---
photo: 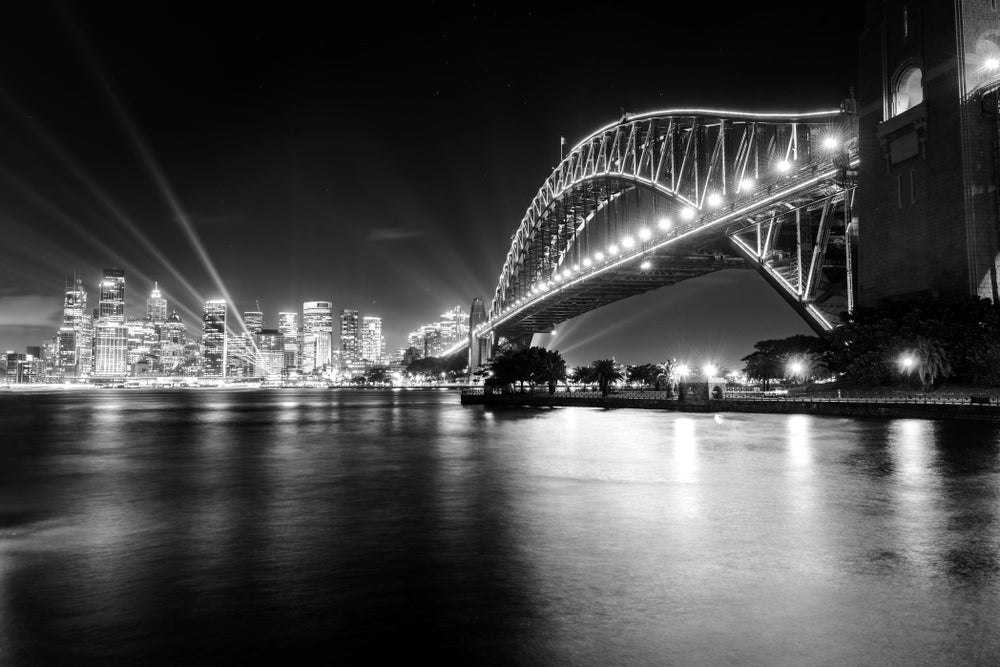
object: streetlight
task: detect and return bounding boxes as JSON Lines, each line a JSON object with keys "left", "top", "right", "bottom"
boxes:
{"left": 899, "top": 353, "right": 916, "bottom": 373}
{"left": 703, "top": 363, "right": 717, "bottom": 378}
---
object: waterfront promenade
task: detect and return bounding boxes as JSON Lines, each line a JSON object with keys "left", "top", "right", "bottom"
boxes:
{"left": 461, "top": 388, "right": 1000, "bottom": 422}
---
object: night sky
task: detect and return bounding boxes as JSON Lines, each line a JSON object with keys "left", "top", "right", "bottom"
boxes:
{"left": 0, "top": 2, "right": 867, "bottom": 367}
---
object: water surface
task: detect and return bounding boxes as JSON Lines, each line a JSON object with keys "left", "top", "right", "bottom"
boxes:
{"left": 1, "top": 390, "right": 998, "bottom": 663}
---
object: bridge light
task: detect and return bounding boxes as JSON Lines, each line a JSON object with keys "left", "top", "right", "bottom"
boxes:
{"left": 675, "top": 363, "right": 690, "bottom": 378}
{"left": 572, "top": 264, "right": 580, "bottom": 271}
{"left": 595, "top": 251, "right": 605, "bottom": 261}
{"left": 622, "top": 236, "right": 635, "bottom": 249}
{"left": 562, "top": 270, "right": 571, "bottom": 279}
{"left": 640, "top": 260, "right": 651, "bottom": 270}
{"left": 706, "top": 192, "right": 722, "bottom": 208}
{"left": 738, "top": 177, "right": 755, "bottom": 192}
{"left": 658, "top": 217, "right": 673, "bottom": 230}
{"left": 638, "top": 228, "right": 651, "bottom": 241}
{"left": 680, "top": 207, "right": 695, "bottom": 221}
{"left": 583, "top": 257, "right": 593, "bottom": 267}
{"left": 822, "top": 136, "right": 838, "bottom": 150}
{"left": 608, "top": 244, "right": 619, "bottom": 255}
{"left": 777, "top": 160, "right": 792, "bottom": 173}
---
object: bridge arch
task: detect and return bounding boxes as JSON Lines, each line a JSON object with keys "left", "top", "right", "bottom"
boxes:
{"left": 455, "top": 107, "right": 859, "bottom": 357}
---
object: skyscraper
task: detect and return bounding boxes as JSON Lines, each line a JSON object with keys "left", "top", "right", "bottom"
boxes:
{"left": 243, "top": 309, "right": 264, "bottom": 334}
{"left": 159, "top": 311, "right": 188, "bottom": 373}
{"left": 147, "top": 282, "right": 167, "bottom": 322}
{"left": 277, "top": 311, "right": 299, "bottom": 372}
{"left": 57, "top": 276, "right": 89, "bottom": 377}
{"left": 340, "top": 309, "right": 360, "bottom": 367}
{"left": 360, "top": 316, "right": 383, "bottom": 364}
{"left": 93, "top": 268, "right": 128, "bottom": 377}
{"left": 302, "top": 301, "right": 333, "bottom": 373}
{"left": 201, "top": 299, "right": 227, "bottom": 378}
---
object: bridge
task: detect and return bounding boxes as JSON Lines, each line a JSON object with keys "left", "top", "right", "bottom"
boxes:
{"left": 443, "top": 105, "right": 860, "bottom": 361}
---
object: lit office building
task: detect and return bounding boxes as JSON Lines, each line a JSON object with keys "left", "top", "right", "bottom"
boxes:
{"left": 361, "top": 316, "right": 384, "bottom": 364}
{"left": 93, "top": 268, "right": 128, "bottom": 377}
{"left": 201, "top": 299, "right": 227, "bottom": 378}
{"left": 340, "top": 308, "right": 360, "bottom": 361}
{"left": 277, "top": 311, "right": 299, "bottom": 372}
{"left": 159, "top": 311, "right": 188, "bottom": 373}
{"left": 243, "top": 309, "right": 264, "bottom": 334}
{"left": 255, "top": 329, "right": 286, "bottom": 379}
{"left": 147, "top": 282, "right": 167, "bottom": 322}
{"left": 302, "top": 301, "right": 333, "bottom": 373}
{"left": 57, "top": 276, "right": 90, "bottom": 377}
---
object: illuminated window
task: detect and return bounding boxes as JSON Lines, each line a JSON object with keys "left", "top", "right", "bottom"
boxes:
{"left": 892, "top": 66, "right": 923, "bottom": 117}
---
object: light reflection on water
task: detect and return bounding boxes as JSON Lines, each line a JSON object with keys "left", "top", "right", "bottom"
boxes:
{"left": 1, "top": 390, "right": 999, "bottom": 664}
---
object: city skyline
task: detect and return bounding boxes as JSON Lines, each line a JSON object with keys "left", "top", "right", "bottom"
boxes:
{"left": 0, "top": 4, "right": 866, "bottom": 366}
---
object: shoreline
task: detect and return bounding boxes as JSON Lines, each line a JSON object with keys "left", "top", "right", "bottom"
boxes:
{"left": 460, "top": 390, "right": 1000, "bottom": 422}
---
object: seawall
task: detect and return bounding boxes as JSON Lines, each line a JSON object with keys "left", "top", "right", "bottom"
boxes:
{"left": 460, "top": 391, "right": 1000, "bottom": 422}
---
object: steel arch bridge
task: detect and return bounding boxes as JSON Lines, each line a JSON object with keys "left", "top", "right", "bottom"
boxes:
{"left": 451, "top": 106, "right": 860, "bottom": 359}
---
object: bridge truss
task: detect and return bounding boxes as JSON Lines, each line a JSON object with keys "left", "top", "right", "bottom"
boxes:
{"left": 473, "top": 106, "right": 859, "bottom": 346}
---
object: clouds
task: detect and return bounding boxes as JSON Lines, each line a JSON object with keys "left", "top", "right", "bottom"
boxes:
{"left": 0, "top": 294, "right": 61, "bottom": 327}
{"left": 366, "top": 227, "right": 424, "bottom": 242}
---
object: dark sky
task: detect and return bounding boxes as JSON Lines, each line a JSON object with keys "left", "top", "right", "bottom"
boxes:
{"left": 0, "top": 2, "right": 868, "bottom": 366}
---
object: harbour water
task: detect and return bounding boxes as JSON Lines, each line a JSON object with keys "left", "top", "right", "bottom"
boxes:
{"left": 1, "top": 389, "right": 999, "bottom": 663}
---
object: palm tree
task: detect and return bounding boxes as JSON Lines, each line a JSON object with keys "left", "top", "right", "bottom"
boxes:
{"left": 589, "top": 358, "right": 623, "bottom": 397}
{"left": 912, "top": 336, "right": 952, "bottom": 389}
{"left": 783, "top": 352, "right": 830, "bottom": 384}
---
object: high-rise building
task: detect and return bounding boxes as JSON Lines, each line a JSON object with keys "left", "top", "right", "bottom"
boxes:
{"left": 277, "top": 311, "right": 299, "bottom": 372}
{"left": 255, "top": 329, "right": 285, "bottom": 379}
{"left": 201, "top": 299, "right": 227, "bottom": 378}
{"left": 57, "top": 276, "right": 89, "bottom": 377}
{"left": 302, "top": 301, "right": 333, "bottom": 373}
{"left": 340, "top": 309, "right": 360, "bottom": 367}
{"left": 159, "top": 311, "right": 188, "bottom": 373}
{"left": 360, "top": 316, "right": 384, "bottom": 364}
{"left": 147, "top": 282, "right": 167, "bottom": 322}
{"left": 93, "top": 268, "right": 128, "bottom": 377}
{"left": 243, "top": 310, "right": 264, "bottom": 335}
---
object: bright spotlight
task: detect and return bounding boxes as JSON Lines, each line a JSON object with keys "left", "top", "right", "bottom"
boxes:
{"left": 680, "top": 207, "right": 695, "bottom": 221}
{"left": 738, "top": 177, "right": 755, "bottom": 192}
{"left": 822, "top": 136, "right": 838, "bottom": 150}
{"left": 986, "top": 57, "right": 1000, "bottom": 71}
{"left": 706, "top": 192, "right": 722, "bottom": 207}
{"left": 789, "top": 361, "right": 804, "bottom": 375}
{"left": 608, "top": 244, "right": 619, "bottom": 254}
{"left": 550, "top": 328, "right": 557, "bottom": 336}
{"left": 640, "top": 260, "right": 651, "bottom": 270}
{"left": 777, "top": 160, "right": 792, "bottom": 173}
{"left": 638, "top": 228, "right": 651, "bottom": 240}
{"left": 583, "top": 257, "right": 593, "bottom": 267}
{"left": 899, "top": 353, "right": 916, "bottom": 371}
{"left": 703, "top": 363, "right": 718, "bottom": 378}
{"left": 595, "top": 251, "right": 605, "bottom": 261}
{"left": 622, "top": 236, "right": 635, "bottom": 249}
{"left": 675, "top": 363, "right": 690, "bottom": 378}
{"left": 658, "top": 217, "right": 672, "bottom": 230}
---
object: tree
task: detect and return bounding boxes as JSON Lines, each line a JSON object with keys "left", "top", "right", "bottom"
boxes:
{"left": 589, "top": 358, "right": 623, "bottom": 397}
{"left": 533, "top": 349, "right": 567, "bottom": 394}
{"left": 784, "top": 352, "right": 830, "bottom": 384}
{"left": 909, "top": 336, "right": 953, "bottom": 389}
{"left": 626, "top": 363, "right": 661, "bottom": 388}
{"left": 366, "top": 365, "right": 391, "bottom": 385}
